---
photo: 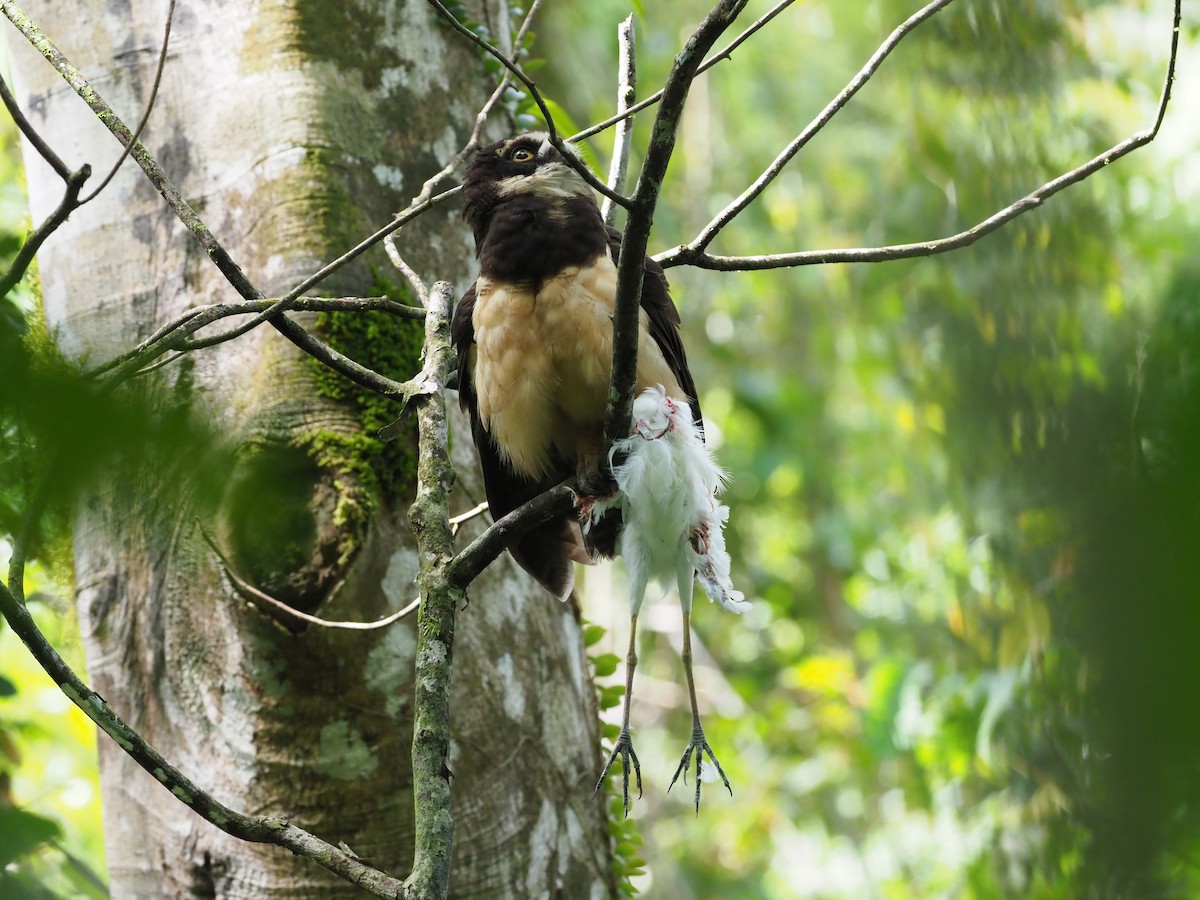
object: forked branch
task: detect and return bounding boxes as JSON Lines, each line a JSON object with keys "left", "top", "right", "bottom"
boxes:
{"left": 655, "top": 0, "right": 1183, "bottom": 272}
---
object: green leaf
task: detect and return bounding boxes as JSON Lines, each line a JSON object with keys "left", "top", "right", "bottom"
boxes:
{"left": 0, "top": 807, "right": 61, "bottom": 867}
{"left": 589, "top": 653, "right": 621, "bottom": 677}
{"left": 582, "top": 624, "right": 606, "bottom": 647}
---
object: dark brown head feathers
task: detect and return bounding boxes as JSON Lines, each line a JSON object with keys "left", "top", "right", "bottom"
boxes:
{"left": 461, "top": 133, "right": 594, "bottom": 250}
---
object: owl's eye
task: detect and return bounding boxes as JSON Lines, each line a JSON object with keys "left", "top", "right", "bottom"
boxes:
{"left": 509, "top": 147, "right": 535, "bottom": 162}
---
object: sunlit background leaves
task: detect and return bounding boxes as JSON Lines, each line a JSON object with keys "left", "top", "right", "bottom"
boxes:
{"left": 2, "top": 1, "right": 1199, "bottom": 897}
{"left": 548, "top": 1, "right": 1200, "bottom": 897}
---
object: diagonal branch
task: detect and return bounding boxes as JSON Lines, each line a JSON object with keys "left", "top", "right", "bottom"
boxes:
{"left": 79, "top": 0, "right": 176, "bottom": 204}
{"left": 571, "top": 0, "right": 796, "bottom": 143}
{"left": 89, "top": 296, "right": 423, "bottom": 380}
{"left": 0, "top": 578, "right": 409, "bottom": 898}
{"left": 604, "top": 0, "right": 750, "bottom": 444}
{"left": 0, "top": 0, "right": 410, "bottom": 397}
{"left": 0, "top": 162, "right": 90, "bottom": 298}
{"left": 445, "top": 483, "right": 575, "bottom": 591}
{"left": 665, "top": 0, "right": 957, "bottom": 263}
{"left": 424, "top": 0, "right": 630, "bottom": 207}
{"left": 657, "top": 0, "right": 1183, "bottom": 273}
{"left": 0, "top": 71, "right": 70, "bottom": 179}
{"left": 278, "top": 187, "right": 460, "bottom": 320}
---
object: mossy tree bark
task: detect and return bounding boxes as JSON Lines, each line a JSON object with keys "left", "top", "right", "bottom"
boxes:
{"left": 7, "top": 0, "right": 611, "bottom": 896}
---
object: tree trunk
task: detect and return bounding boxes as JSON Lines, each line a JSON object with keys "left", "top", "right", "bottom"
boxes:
{"left": 8, "top": 0, "right": 612, "bottom": 896}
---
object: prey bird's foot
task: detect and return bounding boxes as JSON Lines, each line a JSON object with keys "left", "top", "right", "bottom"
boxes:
{"left": 667, "top": 722, "right": 732, "bottom": 814}
{"left": 594, "top": 729, "right": 642, "bottom": 819}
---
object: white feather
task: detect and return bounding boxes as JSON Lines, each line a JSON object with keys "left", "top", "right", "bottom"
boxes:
{"left": 585, "top": 386, "right": 749, "bottom": 616}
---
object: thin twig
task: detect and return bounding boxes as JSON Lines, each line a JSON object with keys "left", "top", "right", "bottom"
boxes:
{"left": 0, "top": 0, "right": 410, "bottom": 398}
{"left": 602, "top": 15, "right": 636, "bottom": 227}
{"left": 384, "top": 240, "right": 431, "bottom": 307}
{"left": 571, "top": 0, "right": 796, "bottom": 143}
{"left": 79, "top": 0, "right": 176, "bottom": 204}
{"left": 425, "top": 0, "right": 629, "bottom": 207}
{"left": 200, "top": 525, "right": 420, "bottom": 631}
{"left": 0, "top": 72, "right": 70, "bottom": 179}
{"left": 0, "top": 581, "right": 408, "bottom": 897}
{"left": 278, "top": 188, "right": 460, "bottom": 313}
{"left": 89, "top": 296, "right": 421, "bottom": 381}
{"left": 657, "top": 0, "right": 1183, "bottom": 272}
{"left": 130, "top": 350, "right": 185, "bottom": 377}
{"left": 0, "top": 164, "right": 90, "bottom": 298}
{"left": 448, "top": 501, "right": 489, "bottom": 530}
{"left": 668, "top": 0, "right": 957, "bottom": 263}
{"left": 176, "top": 297, "right": 422, "bottom": 353}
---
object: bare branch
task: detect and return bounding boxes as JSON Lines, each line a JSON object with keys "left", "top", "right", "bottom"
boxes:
{"left": 604, "top": 0, "right": 749, "bottom": 445}
{"left": 174, "top": 296, "right": 423, "bottom": 353}
{"left": 79, "top": 0, "right": 176, "bottom": 204}
{"left": 279, "top": 187, "right": 459, "bottom": 309}
{"left": 448, "top": 501, "right": 489, "bottom": 530}
{"left": 424, "top": 0, "right": 630, "bottom": 207}
{"left": 0, "top": 163, "right": 90, "bottom": 298}
{"left": 446, "top": 483, "right": 575, "bottom": 591}
{"left": 0, "top": 72, "right": 70, "bottom": 180}
{"left": 384, "top": 238, "right": 431, "bottom": 307}
{"left": 0, "top": 579, "right": 409, "bottom": 898}
{"left": 571, "top": 0, "right": 796, "bottom": 143}
{"left": 0, "top": 1, "right": 408, "bottom": 398}
{"left": 199, "top": 525, "right": 420, "bottom": 632}
{"left": 90, "top": 296, "right": 422, "bottom": 382}
{"left": 402, "top": 281, "right": 459, "bottom": 899}
{"left": 661, "top": 0, "right": 957, "bottom": 265}
{"left": 601, "top": 14, "right": 636, "bottom": 226}
{"left": 658, "top": 0, "right": 1183, "bottom": 273}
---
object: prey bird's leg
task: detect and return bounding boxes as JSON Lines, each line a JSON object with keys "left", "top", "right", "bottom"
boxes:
{"left": 595, "top": 612, "right": 642, "bottom": 818}
{"left": 668, "top": 570, "right": 733, "bottom": 813}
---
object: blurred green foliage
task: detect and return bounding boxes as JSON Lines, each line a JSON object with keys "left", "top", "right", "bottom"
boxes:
{"left": 0, "top": 93, "right": 107, "bottom": 898}
{"left": 0, "top": 92, "right": 235, "bottom": 896}
{"left": 547, "top": 1, "right": 1200, "bottom": 897}
{"left": 0, "top": 563, "right": 106, "bottom": 899}
{"left": 2, "top": 2, "right": 1197, "bottom": 898}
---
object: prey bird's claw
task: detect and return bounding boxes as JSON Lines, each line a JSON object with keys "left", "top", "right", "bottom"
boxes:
{"left": 667, "top": 722, "right": 732, "bottom": 814}
{"left": 594, "top": 729, "right": 642, "bottom": 818}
